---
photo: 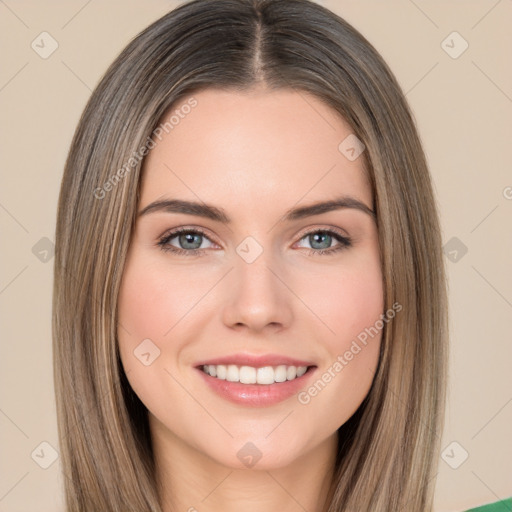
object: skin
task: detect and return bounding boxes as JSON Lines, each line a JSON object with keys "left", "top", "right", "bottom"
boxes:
{"left": 117, "top": 87, "right": 384, "bottom": 512}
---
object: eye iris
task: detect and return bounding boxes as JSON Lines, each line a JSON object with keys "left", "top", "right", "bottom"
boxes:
{"left": 310, "top": 232, "right": 331, "bottom": 250}
{"left": 180, "top": 232, "right": 202, "bottom": 250}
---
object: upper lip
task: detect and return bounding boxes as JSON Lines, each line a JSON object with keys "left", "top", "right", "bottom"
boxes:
{"left": 195, "top": 353, "right": 316, "bottom": 368}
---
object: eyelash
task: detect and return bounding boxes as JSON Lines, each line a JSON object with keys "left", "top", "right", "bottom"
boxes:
{"left": 156, "top": 227, "right": 352, "bottom": 257}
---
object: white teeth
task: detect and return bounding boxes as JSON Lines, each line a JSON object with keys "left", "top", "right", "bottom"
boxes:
{"left": 216, "top": 364, "right": 226, "bottom": 379}
{"left": 202, "top": 364, "right": 310, "bottom": 385}
{"left": 226, "top": 364, "right": 239, "bottom": 382}
{"left": 239, "top": 366, "right": 256, "bottom": 384}
{"left": 274, "top": 365, "right": 287, "bottom": 382}
{"left": 296, "top": 366, "right": 307, "bottom": 377}
{"left": 257, "top": 366, "right": 274, "bottom": 385}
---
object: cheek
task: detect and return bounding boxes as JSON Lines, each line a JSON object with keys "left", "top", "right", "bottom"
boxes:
{"left": 117, "top": 255, "right": 206, "bottom": 347}
{"left": 293, "top": 251, "right": 384, "bottom": 426}
{"left": 116, "top": 253, "right": 201, "bottom": 424}
{"left": 328, "top": 265, "right": 384, "bottom": 345}
{"left": 331, "top": 255, "right": 383, "bottom": 377}
{"left": 116, "top": 252, "right": 184, "bottom": 381}
{"left": 302, "top": 250, "right": 384, "bottom": 349}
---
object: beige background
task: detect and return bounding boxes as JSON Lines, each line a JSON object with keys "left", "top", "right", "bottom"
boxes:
{"left": 1, "top": 1, "right": 511, "bottom": 510}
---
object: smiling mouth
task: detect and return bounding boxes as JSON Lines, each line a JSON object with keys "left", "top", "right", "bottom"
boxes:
{"left": 198, "top": 363, "right": 316, "bottom": 385}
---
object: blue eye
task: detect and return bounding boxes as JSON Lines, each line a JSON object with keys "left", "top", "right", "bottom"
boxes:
{"left": 157, "top": 227, "right": 214, "bottom": 256}
{"left": 157, "top": 227, "right": 352, "bottom": 257}
{"left": 296, "top": 230, "right": 352, "bottom": 255}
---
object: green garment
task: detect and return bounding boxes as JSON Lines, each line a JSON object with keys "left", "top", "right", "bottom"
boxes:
{"left": 464, "top": 497, "right": 512, "bottom": 511}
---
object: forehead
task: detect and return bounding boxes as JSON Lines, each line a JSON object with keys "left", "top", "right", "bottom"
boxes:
{"left": 139, "top": 88, "right": 372, "bottom": 213}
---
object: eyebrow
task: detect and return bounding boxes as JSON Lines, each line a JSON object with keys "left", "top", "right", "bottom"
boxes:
{"left": 138, "top": 196, "right": 376, "bottom": 222}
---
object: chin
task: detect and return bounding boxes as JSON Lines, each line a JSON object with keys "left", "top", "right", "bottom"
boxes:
{"left": 206, "top": 436, "right": 306, "bottom": 471}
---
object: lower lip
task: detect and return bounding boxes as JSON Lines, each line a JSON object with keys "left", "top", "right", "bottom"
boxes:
{"left": 195, "top": 366, "right": 317, "bottom": 407}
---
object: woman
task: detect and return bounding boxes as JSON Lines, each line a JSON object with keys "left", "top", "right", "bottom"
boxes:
{"left": 53, "top": 0, "right": 451, "bottom": 510}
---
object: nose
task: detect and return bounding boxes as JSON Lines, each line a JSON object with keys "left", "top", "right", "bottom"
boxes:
{"left": 221, "top": 250, "right": 294, "bottom": 333}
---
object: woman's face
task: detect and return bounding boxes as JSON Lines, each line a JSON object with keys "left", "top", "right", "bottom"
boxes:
{"left": 117, "top": 87, "right": 384, "bottom": 470}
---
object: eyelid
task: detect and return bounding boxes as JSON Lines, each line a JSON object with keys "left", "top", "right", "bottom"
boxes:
{"left": 159, "top": 225, "right": 221, "bottom": 247}
{"left": 157, "top": 224, "right": 353, "bottom": 258}
{"left": 159, "top": 224, "right": 350, "bottom": 247}
{"left": 293, "top": 223, "right": 350, "bottom": 241}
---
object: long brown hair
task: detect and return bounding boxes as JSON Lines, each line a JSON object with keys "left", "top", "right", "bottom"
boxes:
{"left": 52, "top": 0, "right": 448, "bottom": 510}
